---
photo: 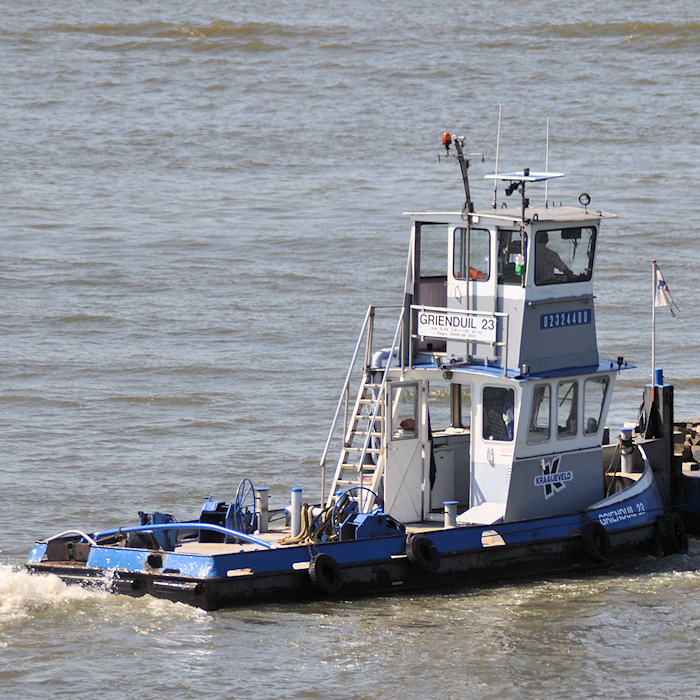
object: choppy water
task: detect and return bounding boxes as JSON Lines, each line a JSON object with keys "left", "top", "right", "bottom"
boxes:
{"left": 2, "top": 1, "right": 700, "bottom": 697}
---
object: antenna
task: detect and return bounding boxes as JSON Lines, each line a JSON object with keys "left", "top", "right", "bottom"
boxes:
{"left": 544, "top": 114, "right": 550, "bottom": 207}
{"left": 492, "top": 103, "right": 502, "bottom": 209}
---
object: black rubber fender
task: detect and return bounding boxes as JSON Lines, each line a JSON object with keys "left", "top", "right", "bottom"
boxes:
{"left": 308, "top": 553, "right": 343, "bottom": 594}
{"left": 580, "top": 522, "right": 612, "bottom": 563}
{"left": 406, "top": 533, "right": 440, "bottom": 574}
{"left": 658, "top": 512, "right": 688, "bottom": 555}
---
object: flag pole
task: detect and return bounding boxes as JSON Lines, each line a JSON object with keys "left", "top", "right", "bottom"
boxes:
{"left": 651, "top": 259, "right": 657, "bottom": 388}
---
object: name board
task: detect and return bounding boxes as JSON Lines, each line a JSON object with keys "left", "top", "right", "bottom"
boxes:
{"left": 414, "top": 306, "right": 497, "bottom": 344}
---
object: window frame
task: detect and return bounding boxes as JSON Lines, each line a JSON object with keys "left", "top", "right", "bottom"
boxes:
{"left": 482, "top": 386, "right": 515, "bottom": 442}
{"left": 583, "top": 376, "right": 609, "bottom": 435}
{"left": 527, "top": 383, "right": 551, "bottom": 444}
{"left": 556, "top": 379, "right": 579, "bottom": 439}
{"left": 534, "top": 226, "right": 597, "bottom": 286}
{"left": 390, "top": 382, "right": 419, "bottom": 440}
{"left": 452, "top": 227, "right": 491, "bottom": 282}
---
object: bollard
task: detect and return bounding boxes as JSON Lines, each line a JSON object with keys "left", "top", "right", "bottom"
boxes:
{"left": 290, "top": 487, "right": 303, "bottom": 538}
{"left": 620, "top": 428, "right": 634, "bottom": 474}
{"left": 444, "top": 500, "right": 458, "bottom": 528}
{"left": 255, "top": 488, "right": 269, "bottom": 533}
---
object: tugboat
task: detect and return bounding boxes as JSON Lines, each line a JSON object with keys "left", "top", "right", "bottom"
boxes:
{"left": 26, "top": 134, "right": 690, "bottom": 610}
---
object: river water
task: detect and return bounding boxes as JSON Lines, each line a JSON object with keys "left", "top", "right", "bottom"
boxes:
{"left": 2, "top": 1, "right": 700, "bottom": 697}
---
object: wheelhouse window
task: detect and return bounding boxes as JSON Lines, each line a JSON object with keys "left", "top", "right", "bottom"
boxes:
{"left": 482, "top": 386, "right": 514, "bottom": 441}
{"left": 391, "top": 383, "right": 418, "bottom": 439}
{"left": 428, "top": 382, "right": 471, "bottom": 432}
{"left": 428, "top": 382, "right": 451, "bottom": 432}
{"left": 534, "top": 226, "right": 596, "bottom": 285}
{"left": 528, "top": 384, "right": 551, "bottom": 443}
{"left": 418, "top": 223, "right": 448, "bottom": 278}
{"left": 584, "top": 376, "right": 608, "bottom": 434}
{"left": 557, "top": 380, "right": 578, "bottom": 438}
{"left": 454, "top": 384, "right": 471, "bottom": 429}
{"left": 499, "top": 230, "right": 525, "bottom": 285}
{"left": 453, "top": 227, "right": 490, "bottom": 281}
{"left": 416, "top": 222, "right": 448, "bottom": 309}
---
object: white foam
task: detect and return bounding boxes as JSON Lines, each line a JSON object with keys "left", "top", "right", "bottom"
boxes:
{"left": 0, "top": 564, "right": 107, "bottom": 620}
{"left": 0, "top": 564, "right": 209, "bottom": 626}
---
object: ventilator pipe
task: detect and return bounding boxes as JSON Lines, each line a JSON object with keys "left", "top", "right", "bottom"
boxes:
{"left": 370, "top": 347, "right": 397, "bottom": 371}
{"left": 290, "top": 488, "right": 303, "bottom": 538}
{"left": 620, "top": 428, "right": 634, "bottom": 474}
{"left": 444, "top": 501, "right": 458, "bottom": 528}
{"left": 256, "top": 487, "right": 269, "bottom": 533}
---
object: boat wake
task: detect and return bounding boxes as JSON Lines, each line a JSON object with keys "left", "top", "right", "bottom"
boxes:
{"left": 0, "top": 563, "right": 108, "bottom": 621}
{"left": 0, "top": 564, "right": 206, "bottom": 626}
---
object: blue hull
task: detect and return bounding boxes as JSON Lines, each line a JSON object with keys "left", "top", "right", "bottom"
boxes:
{"left": 26, "top": 466, "right": 680, "bottom": 610}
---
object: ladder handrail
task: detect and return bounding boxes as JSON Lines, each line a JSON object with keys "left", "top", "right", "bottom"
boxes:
{"left": 354, "top": 304, "right": 405, "bottom": 509}
{"left": 323, "top": 304, "right": 405, "bottom": 507}
{"left": 320, "top": 305, "right": 375, "bottom": 497}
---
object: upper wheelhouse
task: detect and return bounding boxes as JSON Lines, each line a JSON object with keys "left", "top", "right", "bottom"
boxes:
{"left": 405, "top": 203, "right": 613, "bottom": 376}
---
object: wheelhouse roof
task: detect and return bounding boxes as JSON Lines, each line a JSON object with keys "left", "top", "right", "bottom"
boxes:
{"left": 404, "top": 206, "right": 616, "bottom": 224}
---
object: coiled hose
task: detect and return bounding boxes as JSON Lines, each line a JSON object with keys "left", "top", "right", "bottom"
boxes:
{"left": 280, "top": 504, "right": 339, "bottom": 546}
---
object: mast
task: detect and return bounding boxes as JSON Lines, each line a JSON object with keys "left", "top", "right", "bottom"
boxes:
{"left": 651, "top": 258, "right": 657, "bottom": 387}
{"left": 452, "top": 136, "right": 474, "bottom": 214}
{"left": 544, "top": 114, "right": 550, "bottom": 207}
{"left": 492, "top": 103, "right": 502, "bottom": 209}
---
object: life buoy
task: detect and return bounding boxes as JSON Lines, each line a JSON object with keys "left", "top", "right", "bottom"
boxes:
{"left": 658, "top": 513, "right": 688, "bottom": 555}
{"left": 580, "top": 522, "right": 611, "bottom": 563}
{"left": 406, "top": 534, "right": 440, "bottom": 574}
{"left": 308, "top": 553, "right": 343, "bottom": 594}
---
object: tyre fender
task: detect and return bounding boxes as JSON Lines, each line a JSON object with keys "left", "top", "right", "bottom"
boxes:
{"left": 406, "top": 534, "right": 440, "bottom": 574}
{"left": 580, "top": 522, "right": 612, "bottom": 563}
{"left": 658, "top": 512, "right": 688, "bottom": 555}
{"left": 308, "top": 553, "right": 343, "bottom": 594}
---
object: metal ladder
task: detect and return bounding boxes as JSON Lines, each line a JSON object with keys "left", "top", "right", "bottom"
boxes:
{"left": 320, "top": 304, "right": 404, "bottom": 510}
{"left": 325, "top": 376, "right": 386, "bottom": 505}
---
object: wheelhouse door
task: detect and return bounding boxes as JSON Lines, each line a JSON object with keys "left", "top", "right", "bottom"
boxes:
{"left": 412, "top": 222, "right": 449, "bottom": 355}
{"left": 447, "top": 224, "right": 497, "bottom": 362}
{"left": 470, "top": 383, "right": 516, "bottom": 517}
{"left": 384, "top": 382, "right": 424, "bottom": 523}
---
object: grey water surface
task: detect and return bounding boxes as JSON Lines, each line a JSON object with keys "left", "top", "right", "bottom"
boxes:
{"left": 2, "top": 1, "right": 700, "bottom": 697}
